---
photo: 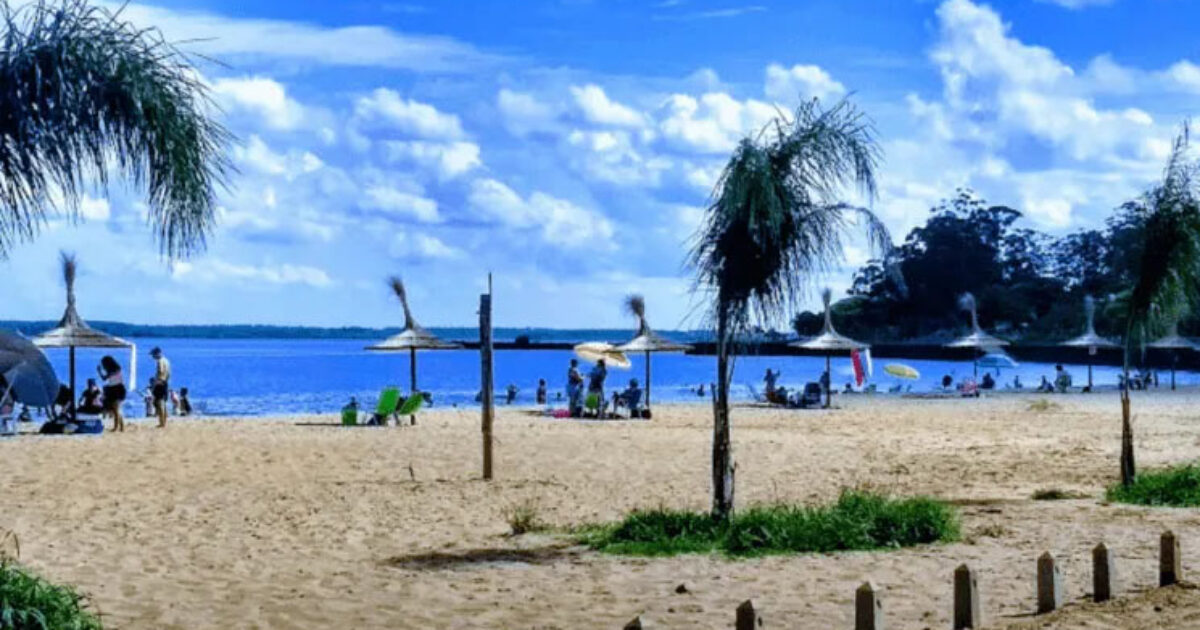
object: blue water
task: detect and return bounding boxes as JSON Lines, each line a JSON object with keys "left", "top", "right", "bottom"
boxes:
{"left": 38, "top": 338, "right": 1199, "bottom": 417}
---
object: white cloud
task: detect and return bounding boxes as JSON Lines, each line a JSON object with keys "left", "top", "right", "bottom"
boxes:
{"left": 657, "top": 92, "right": 776, "bottom": 154}
{"left": 1036, "top": 0, "right": 1114, "bottom": 8}
{"left": 212, "top": 76, "right": 305, "bottom": 130}
{"left": 1165, "top": 61, "right": 1200, "bottom": 94}
{"left": 764, "top": 63, "right": 846, "bottom": 102}
{"left": 384, "top": 140, "right": 482, "bottom": 180}
{"left": 234, "top": 136, "right": 324, "bottom": 179}
{"left": 98, "top": 1, "right": 498, "bottom": 72}
{"left": 564, "top": 129, "right": 672, "bottom": 187}
{"left": 171, "top": 259, "right": 332, "bottom": 288}
{"left": 389, "top": 232, "right": 464, "bottom": 261}
{"left": 497, "top": 88, "right": 559, "bottom": 136}
{"left": 362, "top": 186, "right": 442, "bottom": 223}
{"left": 354, "top": 89, "right": 465, "bottom": 140}
{"left": 79, "top": 196, "right": 111, "bottom": 221}
{"left": 466, "top": 178, "right": 615, "bottom": 249}
{"left": 569, "top": 84, "right": 645, "bottom": 128}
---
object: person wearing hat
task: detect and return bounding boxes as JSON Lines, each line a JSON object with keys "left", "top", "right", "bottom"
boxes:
{"left": 150, "top": 347, "right": 171, "bottom": 428}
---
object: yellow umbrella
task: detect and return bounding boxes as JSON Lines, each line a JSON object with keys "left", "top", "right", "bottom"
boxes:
{"left": 884, "top": 363, "right": 920, "bottom": 380}
{"left": 574, "top": 342, "right": 632, "bottom": 369}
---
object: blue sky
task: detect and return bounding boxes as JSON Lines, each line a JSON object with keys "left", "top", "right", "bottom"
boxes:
{"left": 3, "top": 0, "right": 1198, "bottom": 329}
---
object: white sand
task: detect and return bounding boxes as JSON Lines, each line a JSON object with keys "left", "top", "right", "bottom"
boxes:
{"left": 3, "top": 391, "right": 1200, "bottom": 628}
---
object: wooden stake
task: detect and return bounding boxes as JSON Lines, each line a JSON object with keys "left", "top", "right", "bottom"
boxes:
{"left": 735, "top": 599, "right": 760, "bottom": 629}
{"left": 480, "top": 285, "right": 494, "bottom": 481}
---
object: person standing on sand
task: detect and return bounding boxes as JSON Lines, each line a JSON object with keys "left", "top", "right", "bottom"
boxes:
{"left": 536, "top": 379, "right": 547, "bottom": 405}
{"left": 567, "top": 359, "right": 584, "bottom": 416}
{"left": 588, "top": 358, "right": 608, "bottom": 417}
{"left": 98, "top": 355, "right": 126, "bottom": 432}
{"left": 150, "top": 347, "right": 171, "bottom": 428}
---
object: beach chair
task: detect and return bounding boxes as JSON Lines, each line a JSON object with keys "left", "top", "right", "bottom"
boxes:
{"left": 797, "top": 383, "right": 823, "bottom": 408}
{"left": 958, "top": 379, "right": 980, "bottom": 398}
{"left": 584, "top": 392, "right": 605, "bottom": 418}
{"left": 367, "top": 387, "right": 402, "bottom": 425}
{"left": 397, "top": 394, "right": 424, "bottom": 425}
{"left": 613, "top": 389, "right": 643, "bottom": 419}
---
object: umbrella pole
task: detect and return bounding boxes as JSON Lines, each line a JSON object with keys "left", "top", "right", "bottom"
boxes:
{"left": 645, "top": 350, "right": 651, "bottom": 410}
{"left": 1088, "top": 361, "right": 1093, "bottom": 391}
{"left": 825, "top": 354, "right": 832, "bottom": 409}
{"left": 69, "top": 345, "right": 76, "bottom": 423}
{"left": 410, "top": 347, "right": 417, "bottom": 426}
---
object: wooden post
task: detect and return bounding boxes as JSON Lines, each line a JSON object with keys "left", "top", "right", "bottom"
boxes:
{"left": 480, "top": 286, "right": 494, "bottom": 481}
{"left": 1037, "top": 552, "right": 1063, "bottom": 614}
{"left": 735, "top": 599, "right": 760, "bottom": 630}
{"left": 1161, "top": 530, "right": 1181, "bottom": 586}
{"left": 954, "top": 564, "right": 980, "bottom": 630}
{"left": 855, "top": 581, "right": 884, "bottom": 630}
{"left": 644, "top": 350, "right": 651, "bottom": 410}
{"left": 824, "top": 353, "right": 832, "bottom": 408}
{"left": 409, "top": 347, "right": 418, "bottom": 426}
{"left": 68, "top": 345, "right": 77, "bottom": 422}
{"left": 1093, "top": 542, "right": 1117, "bottom": 602}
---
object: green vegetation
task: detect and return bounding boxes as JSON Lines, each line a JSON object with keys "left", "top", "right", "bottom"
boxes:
{"left": 0, "top": 562, "right": 102, "bottom": 630}
{"left": 578, "top": 491, "right": 959, "bottom": 557}
{"left": 504, "top": 499, "right": 548, "bottom": 536}
{"left": 1106, "top": 464, "right": 1200, "bottom": 507}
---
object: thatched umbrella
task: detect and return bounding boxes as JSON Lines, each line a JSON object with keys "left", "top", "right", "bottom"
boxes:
{"left": 1061, "top": 295, "right": 1119, "bottom": 390}
{"left": 946, "top": 292, "right": 1008, "bottom": 378}
{"left": 616, "top": 295, "right": 691, "bottom": 409}
{"left": 33, "top": 253, "right": 136, "bottom": 422}
{"left": 366, "top": 277, "right": 460, "bottom": 424}
{"left": 789, "top": 289, "right": 867, "bottom": 408}
{"left": 1149, "top": 321, "right": 1198, "bottom": 390}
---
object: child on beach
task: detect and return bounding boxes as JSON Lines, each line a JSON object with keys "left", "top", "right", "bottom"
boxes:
{"left": 536, "top": 379, "right": 547, "bottom": 405}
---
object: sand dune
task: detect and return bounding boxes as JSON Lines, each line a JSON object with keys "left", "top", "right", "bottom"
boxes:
{"left": 3, "top": 392, "right": 1200, "bottom": 628}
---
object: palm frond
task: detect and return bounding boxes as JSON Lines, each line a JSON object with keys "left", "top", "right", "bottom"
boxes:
{"left": 690, "top": 97, "right": 891, "bottom": 336}
{"left": 958, "top": 292, "right": 979, "bottom": 331}
{"left": 1124, "top": 123, "right": 1200, "bottom": 353}
{"left": 389, "top": 275, "right": 415, "bottom": 329}
{"left": 0, "top": 0, "right": 233, "bottom": 259}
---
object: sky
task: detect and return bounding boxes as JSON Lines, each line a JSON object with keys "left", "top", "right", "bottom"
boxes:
{"left": 3, "top": 0, "right": 1199, "bottom": 329}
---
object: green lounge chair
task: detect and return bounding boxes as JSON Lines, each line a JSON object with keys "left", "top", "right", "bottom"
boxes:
{"left": 398, "top": 393, "right": 423, "bottom": 417}
{"left": 584, "top": 392, "right": 604, "bottom": 418}
{"left": 368, "top": 387, "right": 402, "bottom": 425}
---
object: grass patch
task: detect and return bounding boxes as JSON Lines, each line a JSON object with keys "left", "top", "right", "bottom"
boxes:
{"left": 578, "top": 491, "right": 959, "bottom": 557}
{"left": 1106, "top": 464, "right": 1200, "bottom": 507}
{"left": 0, "top": 562, "right": 102, "bottom": 629}
{"left": 1032, "top": 488, "right": 1088, "bottom": 501}
{"left": 1027, "top": 398, "right": 1060, "bottom": 413}
{"left": 503, "top": 499, "right": 548, "bottom": 536}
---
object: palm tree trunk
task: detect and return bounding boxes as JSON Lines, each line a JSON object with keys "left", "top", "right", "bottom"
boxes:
{"left": 712, "top": 308, "right": 735, "bottom": 520}
{"left": 1120, "top": 345, "right": 1136, "bottom": 487}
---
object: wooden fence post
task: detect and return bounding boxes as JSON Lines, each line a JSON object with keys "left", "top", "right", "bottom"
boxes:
{"left": 1161, "top": 530, "right": 1181, "bottom": 587}
{"left": 1037, "top": 552, "right": 1063, "bottom": 614}
{"left": 1093, "top": 542, "right": 1117, "bottom": 602}
{"left": 954, "top": 564, "right": 981, "bottom": 629}
{"left": 623, "top": 615, "right": 648, "bottom": 629}
{"left": 735, "top": 599, "right": 761, "bottom": 629}
{"left": 855, "top": 581, "right": 883, "bottom": 630}
{"left": 480, "top": 287, "right": 494, "bottom": 481}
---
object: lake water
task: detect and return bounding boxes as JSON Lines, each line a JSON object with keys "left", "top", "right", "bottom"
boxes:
{"left": 40, "top": 338, "right": 1196, "bottom": 417}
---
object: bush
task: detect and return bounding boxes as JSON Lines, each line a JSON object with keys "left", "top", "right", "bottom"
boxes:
{"left": 1107, "top": 464, "right": 1200, "bottom": 507}
{"left": 504, "top": 499, "right": 548, "bottom": 536}
{"left": 581, "top": 491, "right": 959, "bottom": 557}
{"left": 0, "top": 562, "right": 102, "bottom": 630}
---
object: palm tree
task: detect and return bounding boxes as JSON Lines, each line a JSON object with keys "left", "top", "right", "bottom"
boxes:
{"left": 1118, "top": 124, "right": 1200, "bottom": 487}
{"left": 0, "top": 0, "right": 231, "bottom": 259}
{"left": 690, "top": 98, "right": 891, "bottom": 519}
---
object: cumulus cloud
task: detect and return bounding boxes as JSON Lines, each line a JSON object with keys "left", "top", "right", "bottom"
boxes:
{"left": 569, "top": 84, "right": 645, "bottom": 128}
{"left": 763, "top": 63, "right": 846, "bottom": 102}
{"left": 389, "top": 232, "right": 464, "bottom": 261}
{"left": 362, "top": 186, "right": 442, "bottom": 223}
{"left": 79, "top": 196, "right": 111, "bottom": 222}
{"left": 212, "top": 76, "right": 305, "bottom": 130}
{"left": 354, "top": 89, "right": 465, "bottom": 140}
{"left": 497, "top": 88, "right": 559, "bottom": 136}
{"left": 657, "top": 92, "right": 776, "bottom": 154}
{"left": 384, "top": 140, "right": 482, "bottom": 180}
{"left": 233, "top": 136, "right": 325, "bottom": 179}
{"left": 466, "top": 178, "right": 615, "bottom": 249}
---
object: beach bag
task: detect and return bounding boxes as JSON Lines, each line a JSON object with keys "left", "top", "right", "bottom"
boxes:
{"left": 39, "top": 421, "right": 67, "bottom": 434}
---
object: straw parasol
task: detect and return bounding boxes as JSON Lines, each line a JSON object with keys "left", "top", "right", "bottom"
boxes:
{"left": 1060, "top": 295, "right": 1119, "bottom": 390}
{"left": 1149, "top": 321, "right": 1198, "bottom": 390}
{"left": 365, "top": 277, "right": 460, "bottom": 423}
{"left": 789, "top": 288, "right": 867, "bottom": 408}
{"left": 945, "top": 292, "right": 1008, "bottom": 378}
{"left": 33, "top": 253, "right": 136, "bottom": 422}
{"left": 616, "top": 295, "right": 691, "bottom": 408}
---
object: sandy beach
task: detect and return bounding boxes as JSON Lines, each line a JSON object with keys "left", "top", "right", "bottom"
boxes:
{"left": 4, "top": 392, "right": 1200, "bottom": 629}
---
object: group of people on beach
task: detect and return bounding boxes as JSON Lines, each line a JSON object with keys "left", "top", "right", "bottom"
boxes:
{"left": 23, "top": 346, "right": 188, "bottom": 433}
{"left": 564, "top": 358, "right": 643, "bottom": 418}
